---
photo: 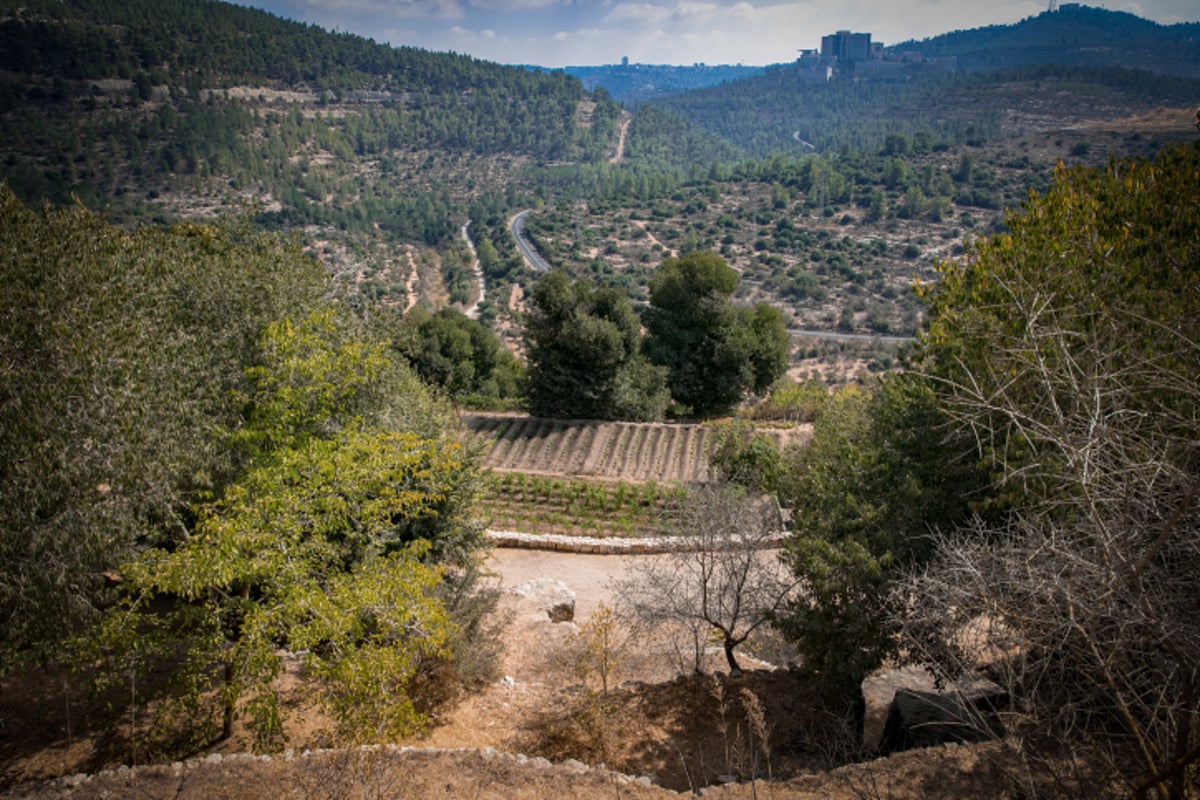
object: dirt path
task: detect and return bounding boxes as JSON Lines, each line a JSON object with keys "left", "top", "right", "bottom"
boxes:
{"left": 461, "top": 220, "right": 485, "bottom": 319}
{"left": 609, "top": 109, "right": 632, "bottom": 165}
{"left": 403, "top": 249, "right": 419, "bottom": 312}
{"left": 485, "top": 548, "right": 658, "bottom": 620}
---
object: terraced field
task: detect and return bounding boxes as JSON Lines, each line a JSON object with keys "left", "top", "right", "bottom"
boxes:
{"left": 460, "top": 413, "right": 809, "bottom": 484}
{"left": 461, "top": 414, "right": 710, "bottom": 483}
{"left": 461, "top": 413, "right": 809, "bottom": 538}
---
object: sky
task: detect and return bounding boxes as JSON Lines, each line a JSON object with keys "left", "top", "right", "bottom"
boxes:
{"left": 234, "top": 0, "right": 1200, "bottom": 68}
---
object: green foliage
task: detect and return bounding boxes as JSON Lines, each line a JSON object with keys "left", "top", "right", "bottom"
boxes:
{"left": 85, "top": 312, "right": 482, "bottom": 749}
{"left": 749, "top": 379, "right": 830, "bottom": 423}
{"left": 0, "top": 190, "right": 486, "bottom": 748}
{"left": 394, "top": 306, "right": 524, "bottom": 404}
{"left": 644, "top": 251, "right": 789, "bottom": 417}
{"left": 738, "top": 303, "right": 791, "bottom": 397}
{"left": 777, "top": 537, "right": 893, "bottom": 707}
{"left": 902, "top": 135, "right": 1200, "bottom": 795}
{"left": 524, "top": 270, "right": 670, "bottom": 421}
{"left": 916, "top": 136, "right": 1200, "bottom": 506}
{"left": 0, "top": 188, "right": 327, "bottom": 664}
{"left": 653, "top": 62, "right": 1200, "bottom": 156}
{"left": 777, "top": 376, "right": 981, "bottom": 707}
{"left": 280, "top": 548, "right": 452, "bottom": 744}
{"left": 707, "top": 422, "right": 786, "bottom": 496}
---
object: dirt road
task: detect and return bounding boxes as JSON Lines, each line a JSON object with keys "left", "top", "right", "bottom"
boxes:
{"left": 485, "top": 547, "right": 659, "bottom": 619}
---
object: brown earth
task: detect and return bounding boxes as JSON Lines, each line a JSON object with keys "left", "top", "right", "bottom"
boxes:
{"left": 461, "top": 413, "right": 811, "bottom": 485}
{"left": 2, "top": 548, "right": 1031, "bottom": 800}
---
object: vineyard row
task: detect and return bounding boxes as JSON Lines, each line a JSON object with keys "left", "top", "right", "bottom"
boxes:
{"left": 460, "top": 414, "right": 719, "bottom": 484}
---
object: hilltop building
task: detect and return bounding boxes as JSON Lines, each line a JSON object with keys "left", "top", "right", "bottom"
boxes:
{"left": 797, "top": 27, "right": 956, "bottom": 80}
{"left": 821, "top": 30, "right": 873, "bottom": 63}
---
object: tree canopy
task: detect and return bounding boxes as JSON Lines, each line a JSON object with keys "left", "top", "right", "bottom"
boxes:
{"left": 0, "top": 189, "right": 487, "bottom": 752}
{"left": 524, "top": 270, "right": 670, "bottom": 421}
{"left": 394, "top": 306, "right": 523, "bottom": 406}
{"left": 643, "top": 251, "right": 788, "bottom": 417}
{"left": 0, "top": 189, "right": 324, "bottom": 662}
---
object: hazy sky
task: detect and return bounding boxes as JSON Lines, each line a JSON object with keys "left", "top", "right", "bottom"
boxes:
{"left": 234, "top": 1, "right": 1199, "bottom": 67}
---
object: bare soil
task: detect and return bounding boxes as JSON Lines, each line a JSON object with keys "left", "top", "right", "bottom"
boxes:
{"left": 2, "top": 549, "right": 1029, "bottom": 800}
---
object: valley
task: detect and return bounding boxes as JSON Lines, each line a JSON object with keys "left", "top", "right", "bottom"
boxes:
{"left": 2, "top": 1, "right": 1198, "bottom": 797}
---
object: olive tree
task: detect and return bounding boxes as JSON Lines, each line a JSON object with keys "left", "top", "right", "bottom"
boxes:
{"left": 615, "top": 484, "right": 796, "bottom": 674}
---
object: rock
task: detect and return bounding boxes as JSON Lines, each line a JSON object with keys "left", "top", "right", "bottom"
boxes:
{"left": 880, "top": 687, "right": 1006, "bottom": 754}
{"left": 507, "top": 578, "right": 576, "bottom": 623}
{"left": 862, "top": 664, "right": 939, "bottom": 749}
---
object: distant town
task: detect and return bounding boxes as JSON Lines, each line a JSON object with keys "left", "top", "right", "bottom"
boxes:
{"left": 794, "top": 28, "right": 957, "bottom": 82}
{"left": 796, "top": 2, "right": 1088, "bottom": 81}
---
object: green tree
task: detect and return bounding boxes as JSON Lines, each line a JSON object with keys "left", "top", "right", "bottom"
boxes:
{"left": 85, "top": 312, "right": 483, "bottom": 750}
{"left": 643, "top": 251, "right": 788, "bottom": 416}
{"left": 524, "top": 270, "right": 669, "bottom": 421}
{"left": 0, "top": 191, "right": 327, "bottom": 665}
{"left": 776, "top": 377, "right": 980, "bottom": 709}
{"left": 707, "top": 421, "right": 786, "bottom": 496}
{"left": 394, "top": 306, "right": 523, "bottom": 404}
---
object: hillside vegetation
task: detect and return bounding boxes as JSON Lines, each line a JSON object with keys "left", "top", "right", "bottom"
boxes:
{"left": 2, "top": 3, "right": 1199, "bottom": 795}
{"left": 893, "top": 4, "right": 1200, "bottom": 75}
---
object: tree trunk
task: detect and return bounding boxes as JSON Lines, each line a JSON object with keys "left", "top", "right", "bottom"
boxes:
{"left": 222, "top": 661, "right": 235, "bottom": 740}
{"left": 723, "top": 637, "right": 741, "bottom": 674}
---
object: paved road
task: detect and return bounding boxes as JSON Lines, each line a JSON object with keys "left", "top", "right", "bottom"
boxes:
{"left": 788, "top": 328, "right": 916, "bottom": 344}
{"left": 510, "top": 209, "right": 553, "bottom": 272}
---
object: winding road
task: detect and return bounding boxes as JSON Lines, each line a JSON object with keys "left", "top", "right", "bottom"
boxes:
{"left": 510, "top": 209, "right": 553, "bottom": 272}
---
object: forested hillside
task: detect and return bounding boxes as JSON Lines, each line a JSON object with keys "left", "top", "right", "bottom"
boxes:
{"left": 647, "top": 63, "right": 1200, "bottom": 156}
{"left": 891, "top": 4, "right": 1200, "bottom": 76}
{"left": 565, "top": 63, "right": 765, "bottom": 104}
{"left": 0, "top": 0, "right": 616, "bottom": 230}
{"left": 2, "top": 0, "right": 1196, "bottom": 370}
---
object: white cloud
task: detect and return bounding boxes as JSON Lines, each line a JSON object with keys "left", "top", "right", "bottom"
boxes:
{"left": 672, "top": 2, "right": 720, "bottom": 19}
{"left": 604, "top": 3, "right": 671, "bottom": 25}
{"left": 304, "top": 0, "right": 465, "bottom": 19}
{"left": 249, "top": 0, "right": 1200, "bottom": 65}
{"left": 469, "top": 0, "right": 565, "bottom": 9}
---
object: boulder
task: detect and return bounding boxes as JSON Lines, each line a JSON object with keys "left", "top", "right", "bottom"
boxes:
{"left": 880, "top": 685, "right": 1007, "bottom": 754}
{"left": 506, "top": 578, "right": 576, "bottom": 623}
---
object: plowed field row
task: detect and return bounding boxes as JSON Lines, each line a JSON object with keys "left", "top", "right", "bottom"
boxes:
{"left": 460, "top": 414, "right": 719, "bottom": 483}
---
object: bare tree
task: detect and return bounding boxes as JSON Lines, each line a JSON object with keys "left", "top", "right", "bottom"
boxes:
{"left": 899, "top": 297, "right": 1200, "bottom": 799}
{"left": 615, "top": 484, "right": 798, "bottom": 674}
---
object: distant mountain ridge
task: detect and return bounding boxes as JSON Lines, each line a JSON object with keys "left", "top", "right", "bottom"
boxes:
{"left": 890, "top": 4, "right": 1200, "bottom": 77}
{"left": 562, "top": 63, "right": 765, "bottom": 104}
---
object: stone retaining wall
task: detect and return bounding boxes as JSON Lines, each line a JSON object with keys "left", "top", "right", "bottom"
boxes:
{"left": 8, "top": 745, "right": 674, "bottom": 798}
{"left": 485, "top": 529, "right": 788, "bottom": 554}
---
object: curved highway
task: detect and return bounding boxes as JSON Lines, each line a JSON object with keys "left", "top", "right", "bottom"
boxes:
{"left": 510, "top": 209, "right": 553, "bottom": 272}
{"left": 788, "top": 328, "right": 916, "bottom": 344}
